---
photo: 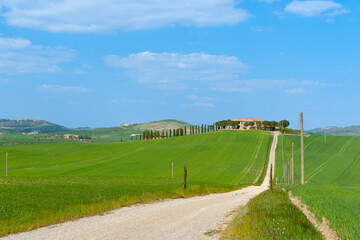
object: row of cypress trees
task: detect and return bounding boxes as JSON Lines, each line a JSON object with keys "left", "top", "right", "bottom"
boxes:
{"left": 142, "top": 123, "right": 219, "bottom": 140}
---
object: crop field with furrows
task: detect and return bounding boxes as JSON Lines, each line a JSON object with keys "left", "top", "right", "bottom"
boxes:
{"left": 0, "top": 130, "right": 272, "bottom": 236}
{"left": 276, "top": 134, "right": 360, "bottom": 239}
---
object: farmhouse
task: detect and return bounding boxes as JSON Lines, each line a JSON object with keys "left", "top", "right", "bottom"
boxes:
{"left": 64, "top": 134, "right": 79, "bottom": 139}
{"left": 232, "top": 118, "right": 263, "bottom": 130}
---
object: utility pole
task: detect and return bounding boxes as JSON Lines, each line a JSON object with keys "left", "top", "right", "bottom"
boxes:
{"left": 300, "top": 112, "right": 305, "bottom": 185}
{"left": 292, "top": 142, "right": 294, "bottom": 185}
{"left": 6, "top": 152, "right": 8, "bottom": 178}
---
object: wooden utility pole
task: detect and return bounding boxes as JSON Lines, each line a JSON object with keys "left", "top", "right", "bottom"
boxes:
{"left": 300, "top": 112, "right": 305, "bottom": 185}
{"left": 6, "top": 152, "right": 8, "bottom": 178}
{"left": 292, "top": 142, "right": 294, "bottom": 185}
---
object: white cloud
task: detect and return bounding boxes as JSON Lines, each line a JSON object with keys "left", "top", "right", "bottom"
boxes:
{"left": 285, "top": 1, "right": 348, "bottom": 17}
{"left": 285, "top": 87, "right": 306, "bottom": 94}
{"left": 251, "top": 26, "right": 272, "bottom": 32}
{"left": 0, "top": 0, "right": 251, "bottom": 33}
{"left": 187, "top": 95, "right": 199, "bottom": 100}
{"left": 181, "top": 102, "right": 215, "bottom": 108}
{"left": 0, "top": 37, "right": 74, "bottom": 74}
{"left": 39, "top": 84, "right": 91, "bottom": 93}
{"left": 258, "top": 0, "right": 281, "bottom": 3}
{"left": 0, "top": 37, "right": 31, "bottom": 49}
{"left": 105, "top": 52, "right": 250, "bottom": 90}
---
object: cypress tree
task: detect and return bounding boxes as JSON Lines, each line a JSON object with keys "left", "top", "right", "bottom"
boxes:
{"left": 184, "top": 127, "right": 187, "bottom": 136}
{"left": 201, "top": 124, "right": 204, "bottom": 133}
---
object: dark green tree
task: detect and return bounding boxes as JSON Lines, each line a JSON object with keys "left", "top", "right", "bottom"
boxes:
{"left": 278, "top": 120, "right": 290, "bottom": 133}
{"left": 269, "top": 121, "right": 278, "bottom": 131}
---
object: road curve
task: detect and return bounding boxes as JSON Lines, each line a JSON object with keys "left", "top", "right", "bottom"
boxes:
{"left": 5, "top": 132, "right": 279, "bottom": 240}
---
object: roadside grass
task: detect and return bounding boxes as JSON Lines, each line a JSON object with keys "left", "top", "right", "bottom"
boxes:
{"left": 221, "top": 188, "right": 322, "bottom": 240}
{"left": 0, "top": 131, "right": 272, "bottom": 235}
{"left": 276, "top": 134, "right": 360, "bottom": 239}
{"left": 0, "top": 176, "right": 243, "bottom": 236}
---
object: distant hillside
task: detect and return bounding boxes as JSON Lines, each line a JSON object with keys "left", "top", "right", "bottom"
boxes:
{"left": 0, "top": 119, "right": 71, "bottom": 133}
{"left": 0, "top": 119, "right": 193, "bottom": 145}
{"left": 68, "top": 119, "right": 193, "bottom": 142}
{"left": 307, "top": 125, "right": 360, "bottom": 136}
{"left": 133, "top": 119, "right": 192, "bottom": 131}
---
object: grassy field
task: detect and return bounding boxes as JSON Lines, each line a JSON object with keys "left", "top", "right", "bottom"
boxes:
{"left": 221, "top": 188, "right": 322, "bottom": 240}
{"left": 276, "top": 134, "right": 360, "bottom": 239}
{"left": 0, "top": 130, "right": 272, "bottom": 235}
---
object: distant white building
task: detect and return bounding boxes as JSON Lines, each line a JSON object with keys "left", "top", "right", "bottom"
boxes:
{"left": 121, "top": 123, "right": 129, "bottom": 127}
{"left": 22, "top": 131, "right": 39, "bottom": 135}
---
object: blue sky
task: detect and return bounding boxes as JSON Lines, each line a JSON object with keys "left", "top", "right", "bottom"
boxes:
{"left": 0, "top": 0, "right": 359, "bottom": 130}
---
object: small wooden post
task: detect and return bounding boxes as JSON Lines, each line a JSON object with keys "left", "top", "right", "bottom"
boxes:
{"left": 183, "top": 161, "right": 187, "bottom": 189}
{"left": 292, "top": 142, "right": 294, "bottom": 185}
{"left": 6, "top": 152, "right": 8, "bottom": 178}
{"left": 172, "top": 162, "right": 174, "bottom": 179}
{"left": 269, "top": 164, "right": 273, "bottom": 193}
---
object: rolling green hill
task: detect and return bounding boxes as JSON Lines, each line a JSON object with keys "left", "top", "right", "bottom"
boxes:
{"left": 0, "top": 130, "right": 272, "bottom": 235}
{"left": 65, "top": 119, "right": 193, "bottom": 142}
{"left": 307, "top": 125, "right": 360, "bottom": 136}
{"left": 0, "top": 119, "right": 70, "bottom": 133}
{"left": 276, "top": 134, "right": 360, "bottom": 239}
{"left": 0, "top": 119, "right": 193, "bottom": 145}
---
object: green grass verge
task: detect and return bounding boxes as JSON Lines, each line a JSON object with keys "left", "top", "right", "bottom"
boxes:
{"left": 0, "top": 176, "right": 242, "bottom": 236}
{"left": 221, "top": 188, "right": 322, "bottom": 240}
{"left": 276, "top": 134, "right": 360, "bottom": 239}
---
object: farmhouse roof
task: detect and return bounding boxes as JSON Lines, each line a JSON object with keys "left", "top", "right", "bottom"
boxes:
{"left": 232, "top": 118, "right": 263, "bottom": 122}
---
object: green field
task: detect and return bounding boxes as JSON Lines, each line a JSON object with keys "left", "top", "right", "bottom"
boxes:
{"left": 0, "top": 130, "right": 272, "bottom": 235}
{"left": 276, "top": 134, "right": 360, "bottom": 239}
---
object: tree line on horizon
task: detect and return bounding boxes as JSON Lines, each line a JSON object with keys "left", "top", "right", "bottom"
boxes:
{"left": 137, "top": 119, "right": 293, "bottom": 141}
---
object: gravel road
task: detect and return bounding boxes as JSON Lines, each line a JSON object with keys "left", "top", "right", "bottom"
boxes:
{"left": 5, "top": 132, "right": 278, "bottom": 240}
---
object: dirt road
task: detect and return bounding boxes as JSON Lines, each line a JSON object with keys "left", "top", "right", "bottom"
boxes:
{"left": 5, "top": 132, "right": 278, "bottom": 240}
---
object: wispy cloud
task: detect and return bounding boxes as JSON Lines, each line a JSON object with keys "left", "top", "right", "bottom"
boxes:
{"left": 257, "top": 0, "right": 281, "bottom": 3}
{"left": 0, "top": 0, "right": 251, "bottom": 33}
{"left": 285, "top": 0, "right": 349, "bottom": 18}
{"left": 105, "top": 51, "right": 250, "bottom": 90}
{"left": 180, "top": 102, "right": 215, "bottom": 109}
{"left": 251, "top": 26, "right": 272, "bottom": 32}
{"left": 211, "top": 79, "right": 329, "bottom": 94}
{"left": 0, "top": 37, "right": 74, "bottom": 74}
{"left": 109, "top": 99, "right": 152, "bottom": 105}
{"left": 285, "top": 87, "right": 306, "bottom": 95}
{"left": 39, "top": 84, "right": 91, "bottom": 94}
